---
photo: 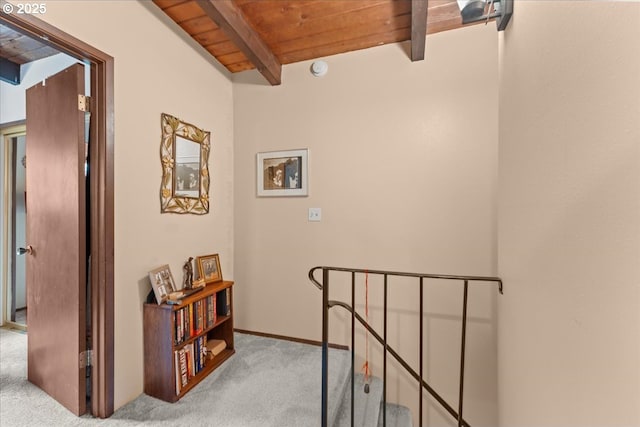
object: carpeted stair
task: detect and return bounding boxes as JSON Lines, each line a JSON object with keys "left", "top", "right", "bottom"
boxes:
{"left": 333, "top": 373, "right": 413, "bottom": 427}
{"left": 376, "top": 402, "right": 413, "bottom": 427}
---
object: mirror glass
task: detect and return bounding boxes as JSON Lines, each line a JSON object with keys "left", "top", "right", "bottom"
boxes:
{"left": 174, "top": 135, "right": 200, "bottom": 198}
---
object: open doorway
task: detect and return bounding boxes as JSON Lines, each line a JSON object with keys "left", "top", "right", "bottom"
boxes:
{"left": 9, "top": 132, "right": 26, "bottom": 328}
{"left": 1, "top": 126, "right": 26, "bottom": 330}
{"left": 1, "top": 27, "right": 93, "bottom": 415}
{"left": 0, "top": 13, "right": 114, "bottom": 418}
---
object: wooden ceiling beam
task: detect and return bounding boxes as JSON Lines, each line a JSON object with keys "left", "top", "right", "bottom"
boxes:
{"left": 411, "top": 0, "right": 428, "bottom": 61}
{"left": 196, "top": 0, "right": 281, "bottom": 85}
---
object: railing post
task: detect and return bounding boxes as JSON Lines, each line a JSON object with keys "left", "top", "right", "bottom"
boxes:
{"left": 458, "top": 280, "right": 469, "bottom": 427}
{"left": 419, "top": 277, "right": 424, "bottom": 427}
{"left": 321, "top": 268, "right": 329, "bottom": 427}
{"left": 383, "top": 274, "right": 388, "bottom": 426}
{"left": 351, "top": 272, "right": 356, "bottom": 427}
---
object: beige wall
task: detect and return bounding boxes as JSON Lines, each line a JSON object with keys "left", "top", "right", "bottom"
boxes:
{"left": 498, "top": 1, "right": 640, "bottom": 426}
{"left": 36, "top": 1, "right": 234, "bottom": 409}
{"left": 234, "top": 24, "right": 499, "bottom": 426}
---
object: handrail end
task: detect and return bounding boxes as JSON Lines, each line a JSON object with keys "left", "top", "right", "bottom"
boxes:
{"left": 308, "top": 266, "right": 323, "bottom": 290}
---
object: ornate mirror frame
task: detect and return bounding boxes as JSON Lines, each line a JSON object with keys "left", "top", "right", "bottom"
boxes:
{"left": 160, "top": 113, "right": 210, "bottom": 214}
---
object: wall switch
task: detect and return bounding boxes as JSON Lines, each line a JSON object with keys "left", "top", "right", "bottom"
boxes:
{"left": 308, "top": 208, "right": 322, "bottom": 222}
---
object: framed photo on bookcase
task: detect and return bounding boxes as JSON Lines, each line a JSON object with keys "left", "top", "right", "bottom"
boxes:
{"left": 148, "top": 264, "right": 177, "bottom": 305}
{"left": 196, "top": 254, "right": 222, "bottom": 284}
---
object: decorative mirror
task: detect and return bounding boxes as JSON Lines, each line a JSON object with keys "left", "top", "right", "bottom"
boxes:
{"left": 160, "top": 113, "right": 210, "bottom": 214}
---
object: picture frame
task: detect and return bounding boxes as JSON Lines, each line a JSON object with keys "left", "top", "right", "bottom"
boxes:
{"left": 148, "top": 264, "right": 177, "bottom": 305}
{"left": 160, "top": 113, "right": 211, "bottom": 214}
{"left": 257, "top": 149, "right": 308, "bottom": 197}
{"left": 196, "top": 254, "right": 223, "bottom": 284}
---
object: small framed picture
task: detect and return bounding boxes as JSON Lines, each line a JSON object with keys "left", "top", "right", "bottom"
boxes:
{"left": 257, "top": 149, "right": 308, "bottom": 197}
{"left": 196, "top": 254, "right": 223, "bottom": 284}
{"left": 148, "top": 264, "right": 177, "bottom": 305}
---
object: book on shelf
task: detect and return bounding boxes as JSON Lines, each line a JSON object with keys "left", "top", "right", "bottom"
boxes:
{"left": 181, "top": 308, "right": 186, "bottom": 342}
{"left": 174, "top": 350, "right": 181, "bottom": 395}
{"left": 196, "top": 300, "right": 204, "bottom": 334}
{"left": 191, "top": 302, "right": 196, "bottom": 334}
{"left": 194, "top": 338, "right": 199, "bottom": 373}
{"left": 200, "top": 336, "right": 207, "bottom": 369}
{"left": 206, "top": 339, "right": 227, "bottom": 357}
{"left": 185, "top": 344, "right": 193, "bottom": 379}
{"left": 174, "top": 309, "right": 179, "bottom": 345}
{"left": 178, "top": 348, "right": 188, "bottom": 389}
{"left": 179, "top": 308, "right": 183, "bottom": 342}
{"left": 216, "top": 288, "right": 231, "bottom": 317}
{"left": 181, "top": 308, "right": 186, "bottom": 341}
{"left": 205, "top": 294, "right": 216, "bottom": 328}
{"left": 178, "top": 307, "right": 191, "bottom": 343}
{"left": 174, "top": 307, "right": 190, "bottom": 345}
{"left": 189, "top": 304, "right": 194, "bottom": 337}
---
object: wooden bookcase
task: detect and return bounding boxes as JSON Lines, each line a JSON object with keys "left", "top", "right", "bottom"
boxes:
{"left": 143, "top": 280, "right": 234, "bottom": 402}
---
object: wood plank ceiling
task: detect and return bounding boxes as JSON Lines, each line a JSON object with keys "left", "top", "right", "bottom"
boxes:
{"left": 0, "top": 23, "right": 61, "bottom": 85}
{"left": 153, "top": 0, "right": 479, "bottom": 85}
{"left": 0, "top": 25, "right": 59, "bottom": 64}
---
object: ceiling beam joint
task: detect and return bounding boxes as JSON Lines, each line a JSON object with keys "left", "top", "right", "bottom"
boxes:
{"left": 196, "top": 0, "right": 282, "bottom": 85}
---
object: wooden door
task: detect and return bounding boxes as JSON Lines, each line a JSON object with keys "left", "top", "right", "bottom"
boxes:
{"left": 25, "top": 63, "right": 87, "bottom": 416}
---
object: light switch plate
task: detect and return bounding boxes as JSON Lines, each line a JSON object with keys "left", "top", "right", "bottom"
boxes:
{"left": 308, "top": 208, "right": 322, "bottom": 222}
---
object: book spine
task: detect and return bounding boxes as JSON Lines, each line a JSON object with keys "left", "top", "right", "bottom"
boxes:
{"left": 181, "top": 308, "right": 185, "bottom": 344}
{"left": 179, "top": 308, "right": 184, "bottom": 344}
{"left": 216, "top": 289, "right": 226, "bottom": 318}
{"left": 197, "top": 300, "right": 203, "bottom": 334}
{"left": 189, "top": 343, "right": 195, "bottom": 378}
{"left": 198, "top": 300, "right": 202, "bottom": 333}
{"left": 199, "top": 337, "right": 204, "bottom": 370}
{"left": 174, "top": 311, "right": 179, "bottom": 345}
{"left": 192, "top": 303, "right": 196, "bottom": 337}
{"left": 179, "top": 348, "right": 188, "bottom": 387}
{"left": 201, "top": 336, "right": 206, "bottom": 369}
{"left": 177, "top": 308, "right": 181, "bottom": 345}
{"left": 202, "top": 335, "right": 208, "bottom": 366}
{"left": 195, "top": 338, "right": 201, "bottom": 374}
{"left": 175, "top": 310, "right": 180, "bottom": 345}
{"left": 185, "top": 345, "right": 191, "bottom": 380}
{"left": 205, "top": 296, "right": 212, "bottom": 328}
{"left": 181, "top": 308, "right": 186, "bottom": 343}
{"left": 174, "top": 350, "right": 181, "bottom": 395}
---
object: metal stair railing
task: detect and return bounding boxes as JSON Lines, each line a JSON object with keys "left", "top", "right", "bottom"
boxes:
{"left": 308, "top": 266, "right": 503, "bottom": 427}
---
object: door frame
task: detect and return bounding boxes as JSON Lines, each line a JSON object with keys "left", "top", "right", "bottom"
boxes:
{"left": 0, "top": 13, "right": 115, "bottom": 418}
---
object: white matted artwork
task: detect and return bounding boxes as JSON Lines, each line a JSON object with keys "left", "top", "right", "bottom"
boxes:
{"left": 257, "top": 149, "right": 308, "bottom": 197}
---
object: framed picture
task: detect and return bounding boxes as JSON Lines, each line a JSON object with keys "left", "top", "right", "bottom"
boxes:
{"left": 148, "top": 264, "right": 177, "bottom": 305}
{"left": 257, "top": 149, "right": 308, "bottom": 197}
{"left": 196, "top": 254, "right": 223, "bottom": 284}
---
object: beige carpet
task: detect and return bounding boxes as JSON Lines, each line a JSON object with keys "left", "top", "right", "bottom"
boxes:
{"left": 0, "top": 327, "right": 351, "bottom": 426}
